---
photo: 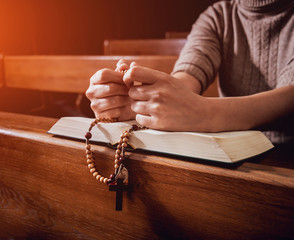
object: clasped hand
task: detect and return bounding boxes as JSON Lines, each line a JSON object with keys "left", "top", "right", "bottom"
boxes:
{"left": 86, "top": 59, "right": 207, "bottom": 131}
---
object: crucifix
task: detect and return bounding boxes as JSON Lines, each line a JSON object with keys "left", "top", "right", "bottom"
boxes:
{"left": 109, "top": 163, "right": 129, "bottom": 211}
{"left": 109, "top": 178, "right": 129, "bottom": 211}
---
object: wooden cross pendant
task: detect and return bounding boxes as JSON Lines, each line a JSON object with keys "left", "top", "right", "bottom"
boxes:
{"left": 109, "top": 178, "right": 128, "bottom": 211}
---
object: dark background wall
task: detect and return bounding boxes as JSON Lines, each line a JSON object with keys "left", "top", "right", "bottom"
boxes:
{"left": 0, "top": 0, "right": 217, "bottom": 55}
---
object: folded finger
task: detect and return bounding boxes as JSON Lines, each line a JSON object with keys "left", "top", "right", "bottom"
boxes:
{"left": 128, "top": 85, "right": 154, "bottom": 101}
{"left": 123, "top": 66, "right": 159, "bottom": 88}
{"left": 94, "top": 107, "right": 122, "bottom": 120}
{"left": 116, "top": 59, "right": 130, "bottom": 72}
{"left": 90, "top": 68, "right": 124, "bottom": 85}
{"left": 87, "top": 83, "right": 129, "bottom": 99}
{"left": 131, "top": 101, "right": 151, "bottom": 116}
{"left": 135, "top": 114, "right": 154, "bottom": 128}
{"left": 130, "top": 61, "right": 140, "bottom": 68}
{"left": 90, "top": 95, "right": 130, "bottom": 113}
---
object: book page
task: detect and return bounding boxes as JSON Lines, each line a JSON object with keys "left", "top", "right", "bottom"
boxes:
{"left": 48, "top": 117, "right": 274, "bottom": 162}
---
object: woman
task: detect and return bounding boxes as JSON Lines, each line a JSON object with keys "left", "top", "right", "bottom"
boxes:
{"left": 86, "top": 0, "right": 294, "bottom": 145}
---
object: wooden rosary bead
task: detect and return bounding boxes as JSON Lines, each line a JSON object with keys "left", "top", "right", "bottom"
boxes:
{"left": 122, "top": 143, "right": 127, "bottom": 148}
{"left": 88, "top": 163, "right": 95, "bottom": 169}
{"left": 85, "top": 117, "right": 146, "bottom": 185}
{"left": 131, "top": 124, "right": 138, "bottom": 131}
{"left": 93, "top": 172, "right": 99, "bottom": 178}
{"left": 85, "top": 132, "right": 92, "bottom": 139}
{"left": 109, "top": 174, "right": 115, "bottom": 181}
{"left": 87, "top": 159, "right": 93, "bottom": 164}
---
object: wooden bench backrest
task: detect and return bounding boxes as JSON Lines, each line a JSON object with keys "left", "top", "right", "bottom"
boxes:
{"left": 0, "top": 55, "right": 4, "bottom": 88}
{"left": 104, "top": 39, "right": 186, "bottom": 55}
{"left": 165, "top": 31, "right": 189, "bottom": 39}
{"left": 4, "top": 55, "right": 177, "bottom": 93}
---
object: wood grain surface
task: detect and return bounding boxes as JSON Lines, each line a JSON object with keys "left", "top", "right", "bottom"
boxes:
{"left": 3, "top": 54, "right": 218, "bottom": 97}
{"left": 103, "top": 39, "right": 187, "bottom": 56}
{"left": 0, "top": 54, "right": 4, "bottom": 88}
{"left": 4, "top": 55, "right": 177, "bottom": 93}
{"left": 0, "top": 112, "right": 294, "bottom": 240}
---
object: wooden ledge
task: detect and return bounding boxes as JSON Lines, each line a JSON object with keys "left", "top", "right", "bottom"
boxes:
{"left": 0, "top": 111, "right": 293, "bottom": 239}
{"left": 1, "top": 112, "right": 293, "bottom": 187}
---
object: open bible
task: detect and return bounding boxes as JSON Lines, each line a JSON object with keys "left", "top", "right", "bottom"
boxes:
{"left": 48, "top": 117, "right": 274, "bottom": 163}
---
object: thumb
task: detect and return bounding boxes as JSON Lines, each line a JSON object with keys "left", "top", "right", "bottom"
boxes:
{"left": 115, "top": 58, "right": 130, "bottom": 72}
{"left": 130, "top": 62, "right": 142, "bottom": 86}
{"left": 130, "top": 61, "right": 140, "bottom": 68}
{"left": 123, "top": 62, "right": 142, "bottom": 88}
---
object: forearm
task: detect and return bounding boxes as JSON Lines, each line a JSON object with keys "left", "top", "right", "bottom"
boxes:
{"left": 208, "top": 86, "right": 294, "bottom": 132}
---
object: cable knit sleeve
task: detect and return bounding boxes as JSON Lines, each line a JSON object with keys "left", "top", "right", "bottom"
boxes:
{"left": 277, "top": 58, "right": 294, "bottom": 88}
{"left": 172, "top": 3, "right": 225, "bottom": 93}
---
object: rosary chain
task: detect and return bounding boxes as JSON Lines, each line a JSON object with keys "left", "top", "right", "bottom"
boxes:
{"left": 85, "top": 117, "right": 146, "bottom": 185}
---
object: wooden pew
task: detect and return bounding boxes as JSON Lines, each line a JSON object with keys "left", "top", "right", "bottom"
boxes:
{"left": 165, "top": 31, "right": 189, "bottom": 39}
{"left": 1, "top": 111, "right": 294, "bottom": 240}
{"left": 104, "top": 39, "right": 187, "bottom": 56}
{"left": 4, "top": 54, "right": 217, "bottom": 97}
{"left": 4, "top": 55, "right": 178, "bottom": 93}
{"left": 0, "top": 54, "right": 4, "bottom": 88}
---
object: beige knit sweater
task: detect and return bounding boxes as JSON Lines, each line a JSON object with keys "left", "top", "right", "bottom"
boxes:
{"left": 173, "top": 0, "right": 294, "bottom": 145}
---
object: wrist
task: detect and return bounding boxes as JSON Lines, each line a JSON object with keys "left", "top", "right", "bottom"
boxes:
{"left": 172, "top": 72, "right": 202, "bottom": 94}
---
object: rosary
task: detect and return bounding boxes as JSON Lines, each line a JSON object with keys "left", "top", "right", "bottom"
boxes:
{"left": 85, "top": 117, "right": 147, "bottom": 211}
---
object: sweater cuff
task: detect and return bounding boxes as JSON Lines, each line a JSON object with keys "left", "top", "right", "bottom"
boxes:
{"left": 172, "top": 56, "right": 211, "bottom": 93}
